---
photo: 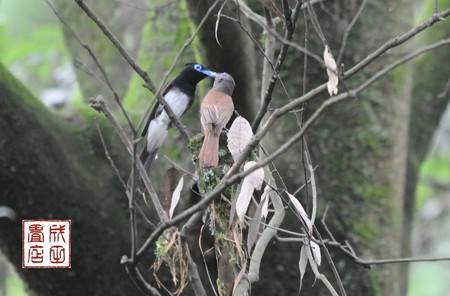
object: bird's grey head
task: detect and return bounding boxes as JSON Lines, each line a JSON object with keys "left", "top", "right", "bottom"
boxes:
{"left": 213, "top": 72, "right": 235, "bottom": 96}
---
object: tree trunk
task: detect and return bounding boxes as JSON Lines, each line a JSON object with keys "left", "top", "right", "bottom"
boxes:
{"left": 185, "top": 0, "right": 435, "bottom": 295}
{"left": 185, "top": 0, "right": 259, "bottom": 121}
{"left": 0, "top": 62, "right": 141, "bottom": 295}
{"left": 1, "top": 0, "right": 449, "bottom": 295}
{"left": 401, "top": 0, "right": 450, "bottom": 294}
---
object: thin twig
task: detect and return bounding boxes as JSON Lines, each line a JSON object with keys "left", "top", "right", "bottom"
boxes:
{"left": 337, "top": 0, "right": 368, "bottom": 64}
{"left": 306, "top": 246, "right": 339, "bottom": 296}
{"left": 252, "top": 0, "right": 303, "bottom": 132}
{"left": 315, "top": 226, "right": 347, "bottom": 296}
{"left": 305, "top": 153, "right": 317, "bottom": 224}
{"left": 300, "top": 0, "right": 326, "bottom": 10}
{"left": 326, "top": 239, "right": 450, "bottom": 267}
{"left": 344, "top": 8, "right": 450, "bottom": 79}
{"left": 114, "top": 0, "right": 177, "bottom": 11}
{"left": 321, "top": 203, "right": 337, "bottom": 242}
{"left": 124, "top": 263, "right": 162, "bottom": 296}
{"left": 136, "top": 0, "right": 220, "bottom": 135}
{"left": 180, "top": 212, "right": 207, "bottom": 296}
{"left": 74, "top": 0, "right": 189, "bottom": 142}
{"left": 89, "top": 96, "right": 168, "bottom": 222}
{"left": 235, "top": 0, "right": 323, "bottom": 64}
{"left": 45, "top": 0, "right": 135, "bottom": 133}
{"left": 235, "top": 180, "right": 285, "bottom": 294}
{"left": 118, "top": 7, "right": 449, "bottom": 293}
{"left": 94, "top": 120, "right": 127, "bottom": 189}
{"left": 305, "top": 0, "right": 326, "bottom": 43}
{"left": 209, "top": 35, "right": 450, "bottom": 206}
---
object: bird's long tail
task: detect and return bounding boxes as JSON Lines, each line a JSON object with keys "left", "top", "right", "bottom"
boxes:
{"left": 127, "top": 149, "right": 158, "bottom": 193}
{"left": 199, "top": 130, "right": 220, "bottom": 167}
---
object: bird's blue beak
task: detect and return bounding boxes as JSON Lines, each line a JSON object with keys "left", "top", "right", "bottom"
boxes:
{"left": 201, "top": 69, "right": 218, "bottom": 78}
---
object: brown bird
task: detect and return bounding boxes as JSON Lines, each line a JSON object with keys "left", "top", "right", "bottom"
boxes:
{"left": 199, "top": 72, "right": 235, "bottom": 167}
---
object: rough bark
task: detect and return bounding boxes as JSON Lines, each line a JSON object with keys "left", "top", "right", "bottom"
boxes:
{"left": 186, "top": 0, "right": 435, "bottom": 295}
{"left": 0, "top": 62, "right": 140, "bottom": 296}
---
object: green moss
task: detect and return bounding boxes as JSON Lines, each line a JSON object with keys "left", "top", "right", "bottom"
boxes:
{"left": 369, "top": 270, "right": 383, "bottom": 296}
{"left": 216, "top": 277, "right": 226, "bottom": 296}
{"left": 352, "top": 218, "right": 380, "bottom": 243}
{"left": 215, "top": 232, "right": 228, "bottom": 249}
{"left": 153, "top": 229, "right": 189, "bottom": 292}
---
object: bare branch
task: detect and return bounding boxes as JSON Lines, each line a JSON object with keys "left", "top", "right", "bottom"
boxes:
{"left": 306, "top": 245, "right": 339, "bottom": 296}
{"left": 74, "top": 0, "right": 190, "bottom": 142}
{"left": 93, "top": 121, "right": 127, "bottom": 189}
{"left": 345, "top": 8, "right": 450, "bottom": 79}
{"left": 326, "top": 239, "right": 450, "bottom": 267}
{"left": 89, "top": 96, "right": 168, "bottom": 222}
{"left": 252, "top": 0, "right": 303, "bottom": 132}
{"left": 247, "top": 188, "right": 285, "bottom": 282}
{"left": 136, "top": 0, "right": 221, "bottom": 134}
{"left": 180, "top": 212, "right": 208, "bottom": 296}
{"left": 304, "top": 0, "right": 326, "bottom": 43}
{"left": 45, "top": 0, "right": 136, "bottom": 133}
{"left": 122, "top": 262, "right": 162, "bottom": 296}
{"left": 214, "top": 34, "right": 450, "bottom": 200}
{"left": 314, "top": 227, "right": 347, "bottom": 296}
{"left": 337, "top": 0, "right": 368, "bottom": 64}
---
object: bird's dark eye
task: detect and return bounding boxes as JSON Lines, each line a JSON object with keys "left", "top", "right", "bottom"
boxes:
{"left": 194, "top": 64, "right": 202, "bottom": 71}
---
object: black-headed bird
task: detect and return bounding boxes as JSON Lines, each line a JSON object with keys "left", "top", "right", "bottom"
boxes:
{"left": 140, "top": 63, "right": 217, "bottom": 175}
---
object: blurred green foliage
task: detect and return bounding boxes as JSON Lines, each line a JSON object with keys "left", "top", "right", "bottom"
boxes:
{"left": 6, "top": 272, "right": 27, "bottom": 296}
{"left": 416, "top": 154, "right": 450, "bottom": 210}
{"left": 0, "top": 0, "right": 76, "bottom": 102}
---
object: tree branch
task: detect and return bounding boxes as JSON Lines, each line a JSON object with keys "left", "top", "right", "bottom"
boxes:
{"left": 74, "top": 0, "right": 190, "bottom": 142}
{"left": 252, "top": 0, "right": 303, "bottom": 132}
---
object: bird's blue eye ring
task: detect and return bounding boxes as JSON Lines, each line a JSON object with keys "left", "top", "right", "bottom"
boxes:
{"left": 194, "top": 64, "right": 202, "bottom": 71}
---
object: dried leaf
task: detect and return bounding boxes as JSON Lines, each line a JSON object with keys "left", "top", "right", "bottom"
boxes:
{"left": 227, "top": 116, "right": 253, "bottom": 162}
{"left": 247, "top": 196, "right": 266, "bottom": 252}
{"left": 261, "top": 186, "right": 271, "bottom": 219}
{"left": 287, "top": 193, "right": 312, "bottom": 234}
{"left": 232, "top": 260, "right": 247, "bottom": 294}
{"left": 235, "top": 162, "right": 265, "bottom": 223}
{"left": 232, "top": 226, "right": 246, "bottom": 261}
{"left": 299, "top": 245, "right": 308, "bottom": 281}
{"left": 169, "top": 176, "right": 184, "bottom": 219}
{"left": 323, "top": 45, "right": 338, "bottom": 96}
{"left": 310, "top": 241, "right": 321, "bottom": 266}
{"left": 162, "top": 167, "right": 181, "bottom": 215}
{"left": 243, "top": 161, "right": 264, "bottom": 190}
{"left": 235, "top": 179, "right": 254, "bottom": 222}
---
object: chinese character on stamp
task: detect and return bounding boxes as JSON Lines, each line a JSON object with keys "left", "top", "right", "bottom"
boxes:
{"left": 22, "top": 220, "right": 71, "bottom": 268}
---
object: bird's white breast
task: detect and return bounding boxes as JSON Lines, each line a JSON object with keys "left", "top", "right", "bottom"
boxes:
{"left": 146, "top": 89, "right": 190, "bottom": 152}
{"left": 160, "top": 89, "right": 190, "bottom": 121}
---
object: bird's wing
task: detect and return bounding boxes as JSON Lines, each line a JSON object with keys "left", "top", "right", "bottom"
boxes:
{"left": 200, "top": 92, "right": 220, "bottom": 126}
{"left": 200, "top": 92, "right": 234, "bottom": 131}
{"left": 141, "top": 76, "right": 177, "bottom": 137}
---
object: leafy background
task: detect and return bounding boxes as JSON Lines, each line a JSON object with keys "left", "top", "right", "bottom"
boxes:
{"left": 0, "top": 0, "right": 449, "bottom": 295}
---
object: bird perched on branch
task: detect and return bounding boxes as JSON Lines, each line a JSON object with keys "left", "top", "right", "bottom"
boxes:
{"left": 139, "top": 63, "right": 217, "bottom": 176}
{"left": 199, "top": 72, "right": 235, "bottom": 167}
